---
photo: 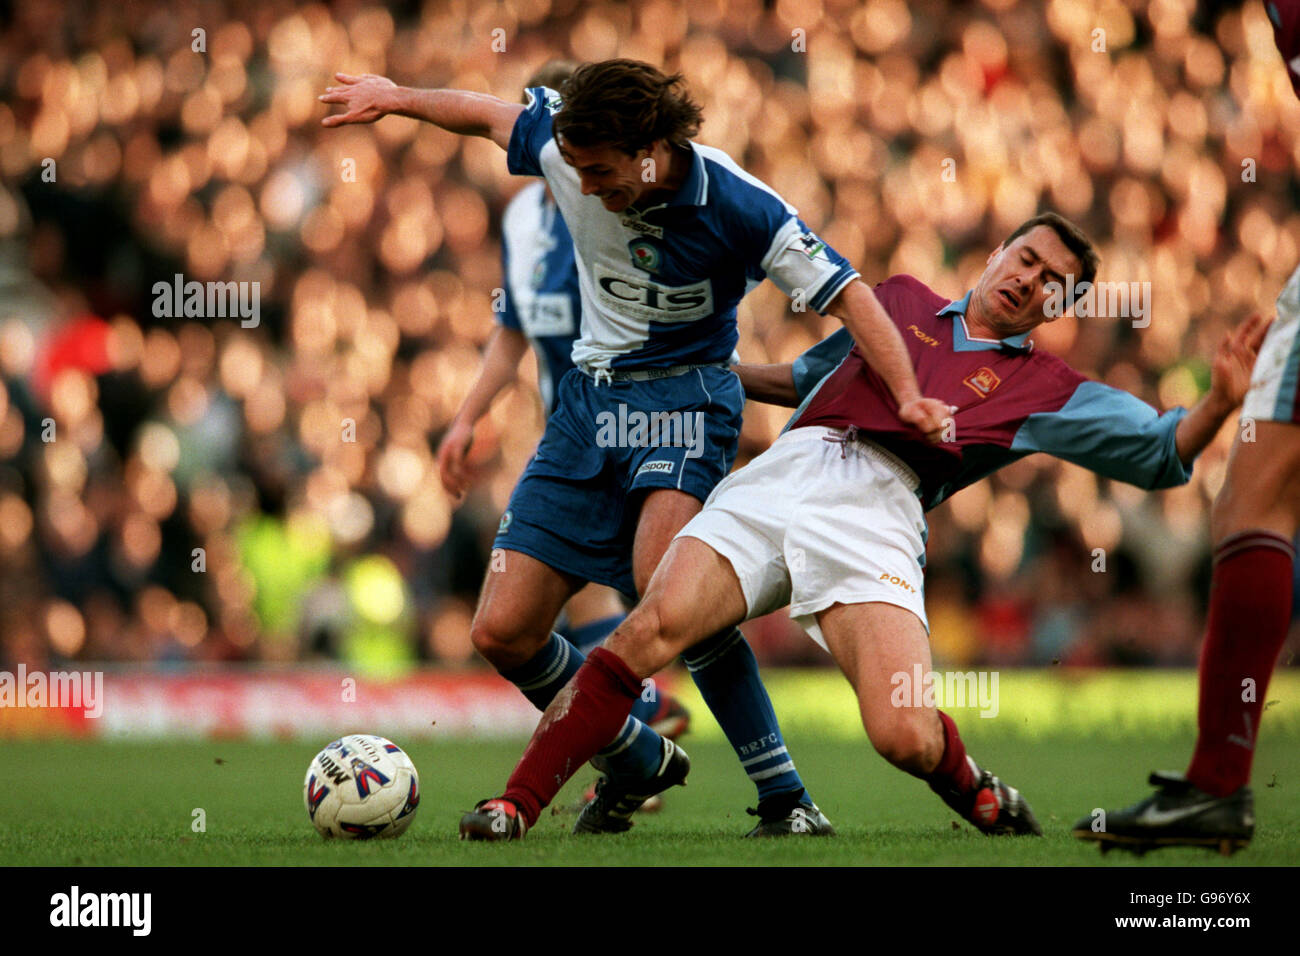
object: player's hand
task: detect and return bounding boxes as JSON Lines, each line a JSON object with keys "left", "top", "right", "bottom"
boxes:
{"left": 437, "top": 419, "right": 476, "bottom": 499}
{"left": 898, "top": 397, "right": 956, "bottom": 445}
{"left": 320, "top": 73, "right": 400, "bottom": 127}
{"left": 1210, "top": 311, "right": 1272, "bottom": 409}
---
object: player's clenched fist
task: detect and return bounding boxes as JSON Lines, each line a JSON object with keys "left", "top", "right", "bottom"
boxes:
{"left": 319, "top": 73, "right": 400, "bottom": 127}
{"left": 897, "top": 397, "right": 956, "bottom": 444}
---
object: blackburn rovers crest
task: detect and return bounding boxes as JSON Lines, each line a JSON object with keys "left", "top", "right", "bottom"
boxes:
{"left": 629, "top": 240, "right": 661, "bottom": 272}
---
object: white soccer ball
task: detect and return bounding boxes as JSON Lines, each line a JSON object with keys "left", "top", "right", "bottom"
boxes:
{"left": 304, "top": 734, "right": 420, "bottom": 839}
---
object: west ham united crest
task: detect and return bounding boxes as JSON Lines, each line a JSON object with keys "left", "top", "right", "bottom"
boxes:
{"left": 963, "top": 366, "right": 1002, "bottom": 398}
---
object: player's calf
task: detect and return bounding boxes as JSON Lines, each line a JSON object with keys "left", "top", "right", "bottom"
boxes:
{"left": 865, "top": 706, "right": 1041, "bottom": 835}
{"left": 862, "top": 705, "right": 945, "bottom": 777}
{"left": 817, "top": 602, "right": 1038, "bottom": 835}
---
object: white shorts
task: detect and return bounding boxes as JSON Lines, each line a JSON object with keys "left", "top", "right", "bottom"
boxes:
{"left": 677, "top": 425, "right": 929, "bottom": 652}
{"left": 1242, "top": 263, "right": 1300, "bottom": 425}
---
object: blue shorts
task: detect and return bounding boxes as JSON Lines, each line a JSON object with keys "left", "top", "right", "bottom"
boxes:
{"left": 493, "top": 365, "right": 744, "bottom": 599}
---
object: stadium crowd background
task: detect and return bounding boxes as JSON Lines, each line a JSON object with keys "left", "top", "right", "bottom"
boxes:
{"left": 1, "top": 0, "right": 1299, "bottom": 675}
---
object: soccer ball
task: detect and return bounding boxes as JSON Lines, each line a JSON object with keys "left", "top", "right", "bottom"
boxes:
{"left": 304, "top": 734, "right": 420, "bottom": 839}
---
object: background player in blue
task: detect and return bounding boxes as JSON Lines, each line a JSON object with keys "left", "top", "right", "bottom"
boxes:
{"left": 436, "top": 63, "right": 691, "bottom": 758}
{"left": 322, "top": 59, "right": 951, "bottom": 840}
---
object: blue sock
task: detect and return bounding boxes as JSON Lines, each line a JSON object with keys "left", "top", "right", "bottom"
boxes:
{"left": 499, "top": 632, "right": 663, "bottom": 779}
{"left": 562, "top": 614, "right": 624, "bottom": 654}
{"left": 561, "top": 614, "right": 665, "bottom": 728}
{"left": 681, "top": 628, "right": 807, "bottom": 804}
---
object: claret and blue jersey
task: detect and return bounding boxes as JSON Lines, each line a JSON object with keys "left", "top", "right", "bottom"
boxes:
{"left": 507, "top": 86, "right": 859, "bottom": 371}
{"left": 787, "top": 274, "right": 1192, "bottom": 511}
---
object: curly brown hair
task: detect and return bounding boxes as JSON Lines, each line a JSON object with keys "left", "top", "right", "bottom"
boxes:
{"left": 553, "top": 59, "right": 703, "bottom": 156}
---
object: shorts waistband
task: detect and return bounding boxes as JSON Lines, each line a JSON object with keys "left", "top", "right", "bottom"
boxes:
{"left": 579, "top": 362, "right": 730, "bottom": 385}
{"left": 780, "top": 426, "right": 921, "bottom": 494}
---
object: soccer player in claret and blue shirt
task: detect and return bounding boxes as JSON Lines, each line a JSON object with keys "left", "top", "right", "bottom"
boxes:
{"left": 436, "top": 62, "right": 693, "bottom": 767}
{"left": 322, "top": 60, "right": 951, "bottom": 840}
{"left": 1073, "top": 0, "right": 1300, "bottom": 855}
{"left": 475, "top": 212, "right": 1267, "bottom": 837}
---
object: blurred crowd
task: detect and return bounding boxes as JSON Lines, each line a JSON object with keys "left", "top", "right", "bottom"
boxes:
{"left": 1, "top": 0, "right": 1299, "bottom": 673}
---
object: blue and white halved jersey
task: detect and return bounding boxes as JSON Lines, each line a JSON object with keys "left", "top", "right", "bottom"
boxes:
{"left": 499, "top": 180, "right": 581, "bottom": 413}
{"left": 507, "top": 87, "right": 859, "bottom": 371}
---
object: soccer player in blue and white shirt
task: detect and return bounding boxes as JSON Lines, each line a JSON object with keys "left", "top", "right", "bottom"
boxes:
{"left": 322, "top": 59, "right": 950, "bottom": 840}
{"left": 437, "top": 63, "right": 692, "bottom": 757}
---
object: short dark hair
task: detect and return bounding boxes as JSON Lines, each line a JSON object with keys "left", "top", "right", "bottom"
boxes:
{"left": 553, "top": 59, "right": 703, "bottom": 155}
{"left": 523, "top": 59, "right": 578, "bottom": 103}
{"left": 1002, "top": 212, "right": 1100, "bottom": 288}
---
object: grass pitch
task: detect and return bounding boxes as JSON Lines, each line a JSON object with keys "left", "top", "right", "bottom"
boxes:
{"left": 3, "top": 669, "right": 1299, "bottom": 866}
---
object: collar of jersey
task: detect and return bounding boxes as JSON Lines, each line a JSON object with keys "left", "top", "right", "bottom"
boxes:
{"left": 627, "top": 144, "right": 709, "bottom": 215}
{"left": 939, "top": 291, "right": 1033, "bottom": 353}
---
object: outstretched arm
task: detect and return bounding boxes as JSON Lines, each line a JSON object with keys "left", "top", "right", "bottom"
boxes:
{"left": 320, "top": 73, "right": 524, "bottom": 149}
{"left": 1175, "top": 312, "right": 1271, "bottom": 465}
{"left": 1011, "top": 313, "right": 1273, "bottom": 490}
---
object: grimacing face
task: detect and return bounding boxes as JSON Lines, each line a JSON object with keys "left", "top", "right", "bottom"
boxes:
{"left": 556, "top": 135, "right": 657, "bottom": 213}
{"left": 971, "top": 225, "right": 1084, "bottom": 337}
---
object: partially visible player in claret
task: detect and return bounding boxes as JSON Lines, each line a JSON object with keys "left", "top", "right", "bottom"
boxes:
{"left": 1075, "top": 0, "right": 1300, "bottom": 856}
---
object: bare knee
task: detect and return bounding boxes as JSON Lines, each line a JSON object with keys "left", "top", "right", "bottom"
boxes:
{"left": 606, "top": 598, "right": 690, "bottom": 677}
{"left": 866, "top": 710, "right": 943, "bottom": 775}
{"left": 615, "top": 601, "right": 664, "bottom": 645}
{"left": 469, "top": 611, "right": 546, "bottom": 671}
